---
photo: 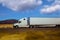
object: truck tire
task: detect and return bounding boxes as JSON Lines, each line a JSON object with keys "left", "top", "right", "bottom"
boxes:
{"left": 29, "top": 25, "right": 34, "bottom": 28}
{"left": 13, "top": 25, "right": 19, "bottom": 28}
{"left": 29, "top": 25, "right": 30, "bottom": 28}
{"left": 32, "top": 25, "right": 34, "bottom": 28}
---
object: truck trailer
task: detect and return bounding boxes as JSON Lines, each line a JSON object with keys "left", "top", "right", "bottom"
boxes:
{"left": 13, "top": 17, "right": 60, "bottom": 28}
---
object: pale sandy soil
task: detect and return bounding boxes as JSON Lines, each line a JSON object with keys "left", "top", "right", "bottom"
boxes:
{"left": 0, "top": 24, "right": 13, "bottom": 28}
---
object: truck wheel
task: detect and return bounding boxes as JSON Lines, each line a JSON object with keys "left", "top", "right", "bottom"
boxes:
{"left": 29, "top": 25, "right": 34, "bottom": 28}
{"left": 13, "top": 25, "right": 19, "bottom": 28}
{"left": 32, "top": 25, "right": 34, "bottom": 28}
{"left": 29, "top": 26, "right": 30, "bottom": 28}
{"left": 16, "top": 25, "right": 19, "bottom": 28}
{"left": 29, "top": 25, "right": 33, "bottom": 28}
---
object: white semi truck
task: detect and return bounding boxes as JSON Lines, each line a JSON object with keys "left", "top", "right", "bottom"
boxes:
{"left": 13, "top": 17, "right": 60, "bottom": 28}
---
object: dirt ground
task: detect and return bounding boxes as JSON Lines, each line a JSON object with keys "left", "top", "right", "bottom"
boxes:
{"left": 0, "top": 28, "right": 60, "bottom": 40}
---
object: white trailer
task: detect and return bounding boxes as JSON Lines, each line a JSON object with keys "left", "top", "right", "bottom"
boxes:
{"left": 13, "top": 17, "right": 60, "bottom": 28}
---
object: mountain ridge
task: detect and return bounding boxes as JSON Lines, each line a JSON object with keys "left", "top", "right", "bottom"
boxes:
{"left": 0, "top": 19, "right": 18, "bottom": 24}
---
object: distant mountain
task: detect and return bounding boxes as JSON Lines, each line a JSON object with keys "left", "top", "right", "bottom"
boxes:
{"left": 0, "top": 19, "right": 18, "bottom": 24}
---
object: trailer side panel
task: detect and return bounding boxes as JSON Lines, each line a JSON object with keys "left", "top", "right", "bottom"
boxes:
{"left": 30, "top": 18, "right": 60, "bottom": 25}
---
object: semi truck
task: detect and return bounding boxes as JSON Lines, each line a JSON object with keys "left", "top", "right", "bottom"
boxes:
{"left": 13, "top": 17, "right": 60, "bottom": 28}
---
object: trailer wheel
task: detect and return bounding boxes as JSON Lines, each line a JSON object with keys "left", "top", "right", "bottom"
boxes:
{"left": 56, "top": 25, "right": 60, "bottom": 28}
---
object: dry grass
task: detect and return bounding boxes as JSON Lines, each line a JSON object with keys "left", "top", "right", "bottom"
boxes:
{"left": 0, "top": 28, "right": 60, "bottom": 40}
{"left": 0, "top": 24, "right": 13, "bottom": 28}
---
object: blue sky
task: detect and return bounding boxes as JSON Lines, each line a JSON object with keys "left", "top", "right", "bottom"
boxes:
{"left": 0, "top": 0, "right": 60, "bottom": 20}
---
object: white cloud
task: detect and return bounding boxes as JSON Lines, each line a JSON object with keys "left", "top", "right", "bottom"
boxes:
{"left": 0, "top": 0, "right": 42, "bottom": 11}
{"left": 40, "top": 0, "right": 60, "bottom": 13}
{"left": 41, "top": 5, "right": 60, "bottom": 13}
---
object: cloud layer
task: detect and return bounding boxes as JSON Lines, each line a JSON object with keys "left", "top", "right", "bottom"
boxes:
{"left": 41, "top": 5, "right": 60, "bottom": 13}
{"left": 0, "top": 0, "right": 42, "bottom": 11}
{"left": 0, "top": 0, "right": 60, "bottom": 14}
{"left": 40, "top": 0, "right": 60, "bottom": 13}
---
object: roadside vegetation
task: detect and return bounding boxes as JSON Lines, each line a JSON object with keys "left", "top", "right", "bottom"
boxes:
{"left": 0, "top": 28, "right": 60, "bottom": 40}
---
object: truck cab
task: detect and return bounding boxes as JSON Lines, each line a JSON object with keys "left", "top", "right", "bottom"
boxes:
{"left": 13, "top": 18, "right": 29, "bottom": 28}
